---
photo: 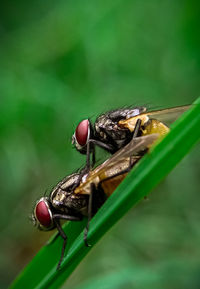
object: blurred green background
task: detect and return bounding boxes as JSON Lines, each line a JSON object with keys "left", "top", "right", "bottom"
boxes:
{"left": 0, "top": 1, "right": 200, "bottom": 288}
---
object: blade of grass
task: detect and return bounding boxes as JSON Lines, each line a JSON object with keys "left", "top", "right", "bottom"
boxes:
{"left": 10, "top": 97, "right": 200, "bottom": 289}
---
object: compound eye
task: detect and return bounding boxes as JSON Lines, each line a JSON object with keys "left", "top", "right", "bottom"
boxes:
{"left": 75, "top": 119, "right": 89, "bottom": 146}
{"left": 35, "top": 200, "right": 52, "bottom": 228}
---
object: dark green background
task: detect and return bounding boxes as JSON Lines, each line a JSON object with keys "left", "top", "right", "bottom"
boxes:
{"left": 0, "top": 1, "right": 199, "bottom": 288}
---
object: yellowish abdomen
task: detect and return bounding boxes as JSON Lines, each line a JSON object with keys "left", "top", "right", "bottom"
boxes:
{"left": 142, "top": 119, "right": 169, "bottom": 136}
{"left": 119, "top": 115, "right": 169, "bottom": 137}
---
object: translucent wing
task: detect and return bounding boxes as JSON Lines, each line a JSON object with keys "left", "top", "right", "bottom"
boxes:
{"left": 142, "top": 105, "right": 190, "bottom": 125}
{"left": 95, "top": 133, "right": 159, "bottom": 172}
{"left": 119, "top": 105, "right": 190, "bottom": 134}
{"left": 75, "top": 134, "right": 159, "bottom": 194}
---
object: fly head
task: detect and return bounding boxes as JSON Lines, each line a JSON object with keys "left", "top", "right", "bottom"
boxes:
{"left": 72, "top": 119, "right": 94, "bottom": 154}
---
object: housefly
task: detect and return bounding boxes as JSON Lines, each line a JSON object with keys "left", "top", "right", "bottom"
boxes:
{"left": 32, "top": 134, "right": 158, "bottom": 270}
{"left": 72, "top": 105, "right": 190, "bottom": 168}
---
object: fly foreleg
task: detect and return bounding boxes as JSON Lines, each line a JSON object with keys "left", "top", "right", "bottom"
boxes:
{"left": 53, "top": 214, "right": 83, "bottom": 270}
{"left": 85, "top": 139, "right": 114, "bottom": 170}
{"left": 84, "top": 183, "right": 107, "bottom": 247}
{"left": 84, "top": 183, "right": 95, "bottom": 247}
{"left": 54, "top": 219, "right": 68, "bottom": 271}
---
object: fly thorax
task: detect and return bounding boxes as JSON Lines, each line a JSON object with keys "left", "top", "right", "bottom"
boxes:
{"left": 95, "top": 115, "right": 115, "bottom": 140}
{"left": 51, "top": 188, "right": 71, "bottom": 208}
{"left": 125, "top": 109, "right": 142, "bottom": 119}
{"left": 119, "top": 114, "right": 149, "bottom": 133}
{"left": 60, "top": 173, "right": 80, "bottom": 190}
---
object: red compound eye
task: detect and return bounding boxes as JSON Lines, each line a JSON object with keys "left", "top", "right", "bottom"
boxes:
{"left": 35, "top": 200, "right": 52, "bottom": 228}
{"left": 75, "top": 119, "right": 89, "bottom": 146}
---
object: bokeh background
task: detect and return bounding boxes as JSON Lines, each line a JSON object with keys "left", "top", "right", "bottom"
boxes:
{"left": 0, "top": 1, "right": 200, "bottom": 288}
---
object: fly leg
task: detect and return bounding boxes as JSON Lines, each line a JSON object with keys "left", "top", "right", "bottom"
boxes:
{"left": 92, "top": 145, "right": 96, "bottom": 167}
{"left": 84, "top": 183, "right": 94, "bottom": 247}
{"left": 122, "top": 119, "right": 142, "bottom": 168}
{"left": 70, "top": 142, "right": 96, "bottom": 191}
{"left": 49, "top": 214, "right": 83, "bottom": 245}
{"left": 52, "top": 214, "right": 83, "bottom": 270}
{"left": 132, "top": 118, "right": 142, "bottom": 138}
{"left": 54, "top": 220, "right": 67, "bottom": 270}
{"left": 84, "top": 183, "right": 106, "bottom": 247}
{"left": 70, "top": 143, "right": 98, "bottom": 192}
{"left": 85, "top": 139, "right": 114, "bottom": 170}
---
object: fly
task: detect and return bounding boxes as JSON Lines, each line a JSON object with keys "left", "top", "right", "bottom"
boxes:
{"left": 72, "top": 105, "right": 190, "bottom": 169}
{"left": 32, "top": 134, "right": 158, "bottom": 270}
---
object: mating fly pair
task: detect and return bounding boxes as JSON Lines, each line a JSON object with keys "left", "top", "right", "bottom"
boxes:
{"left": 32, "top": 105, "right": 189, "bottom": 269}
{"left": 32, "top": 134, "right": 158, "bottom": 270}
